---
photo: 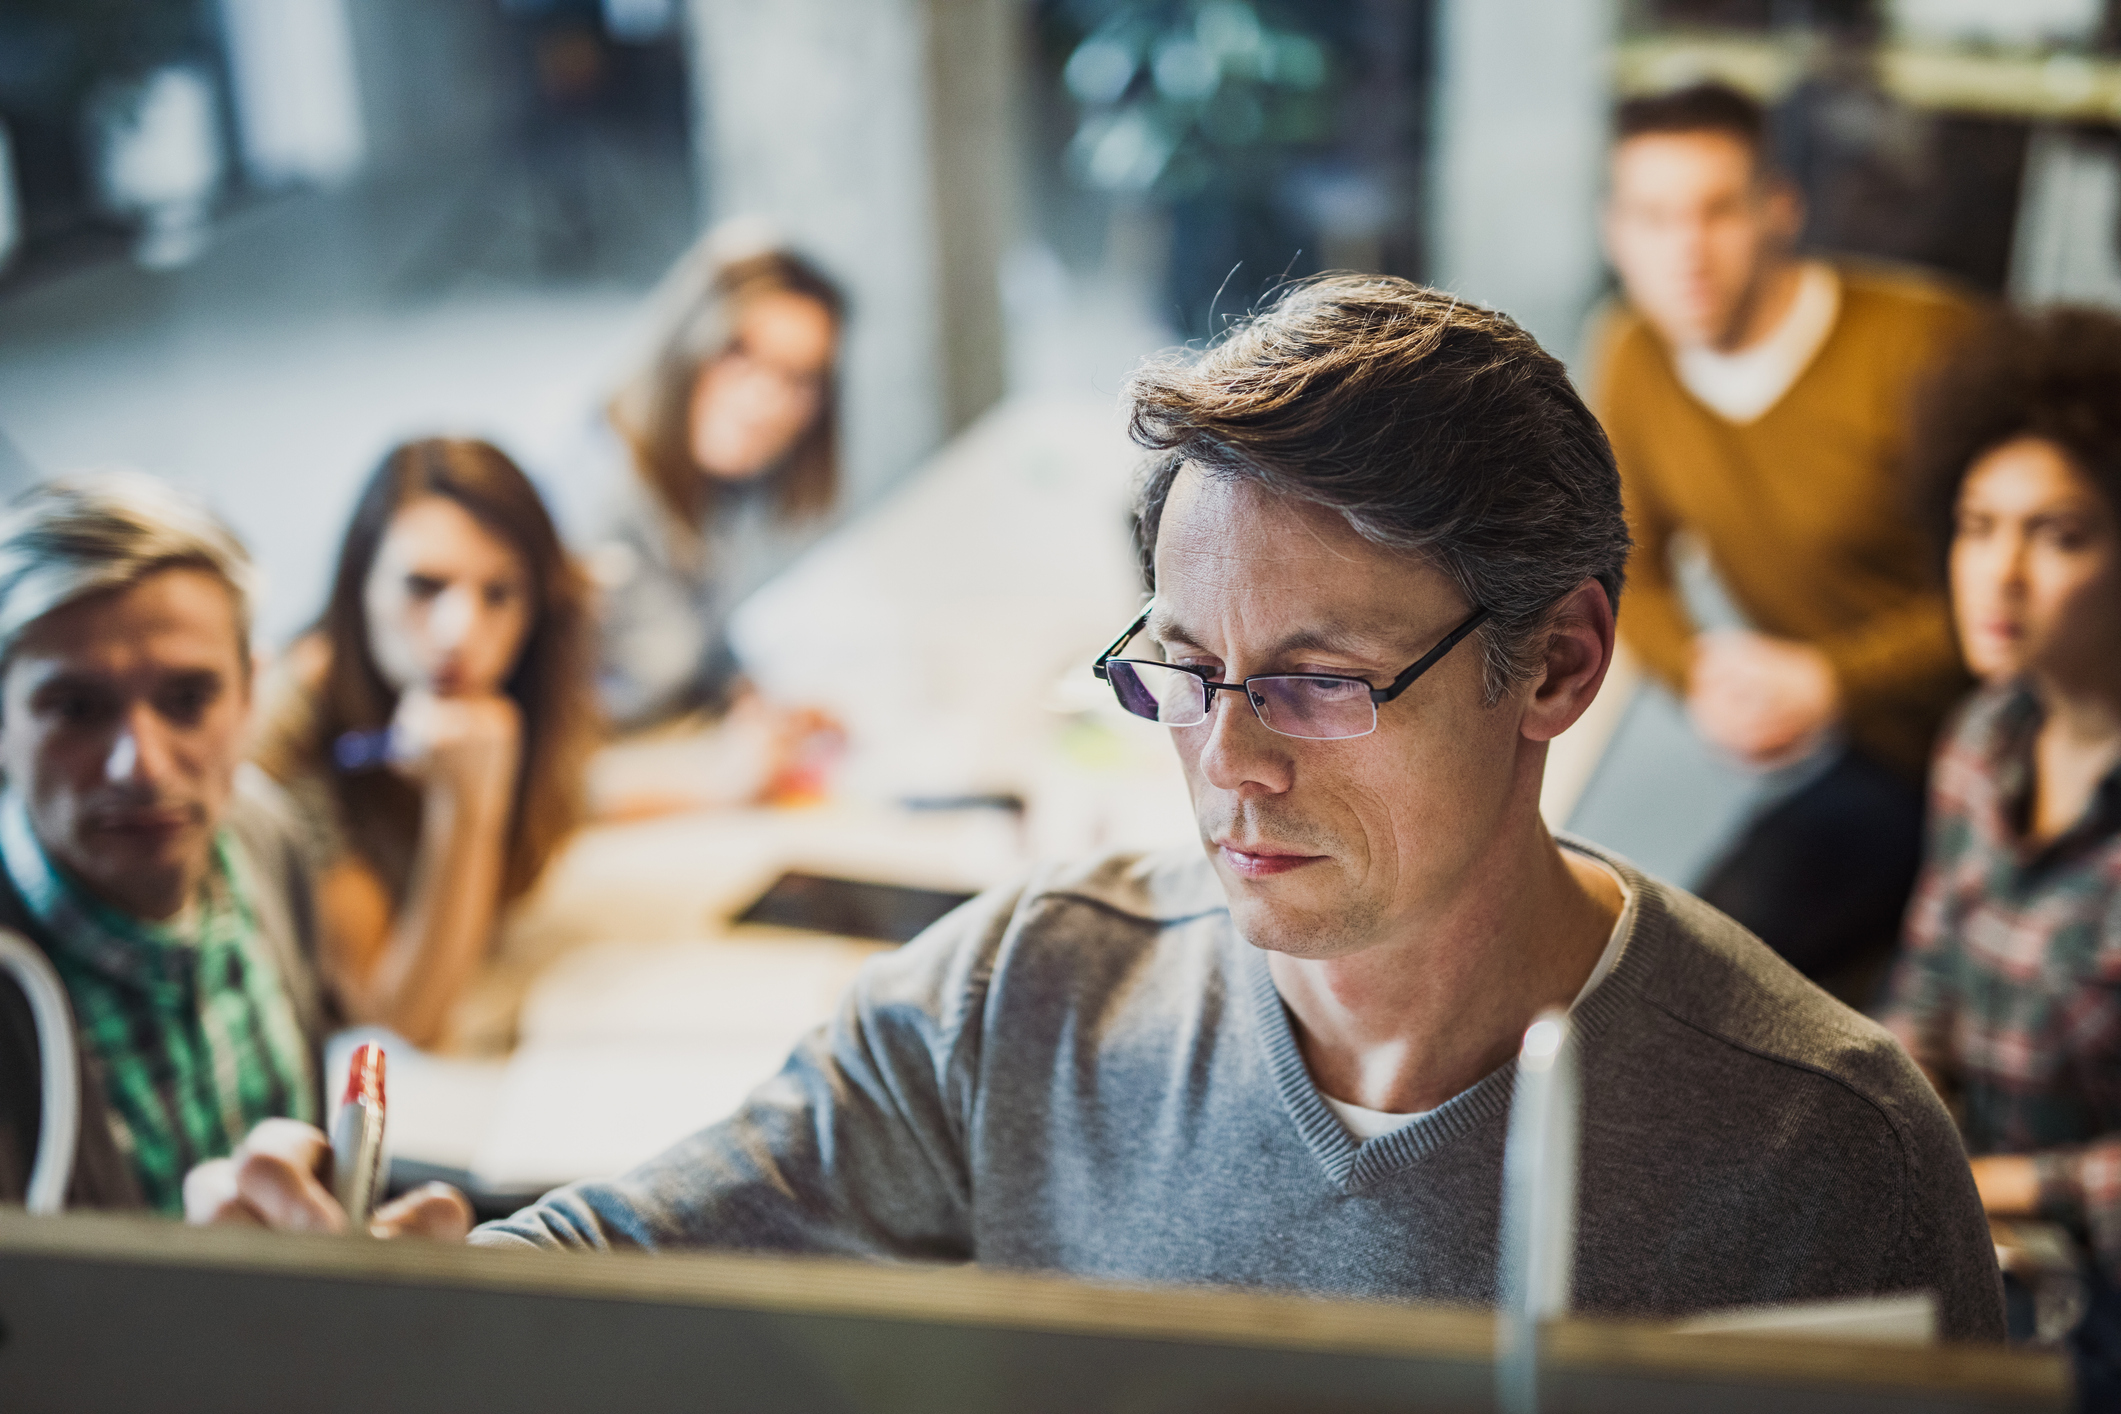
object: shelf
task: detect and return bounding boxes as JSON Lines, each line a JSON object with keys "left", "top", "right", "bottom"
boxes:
{"left": 1615, "top": 32, "right": 2121, "bottom": 124}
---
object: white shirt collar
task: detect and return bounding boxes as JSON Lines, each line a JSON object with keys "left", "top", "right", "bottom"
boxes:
{"left": 1674, "top": 261, "right": 1841, "bottom": 425}
{"left": 1322, "top": 856, "right": 1635, "bottom": 1141}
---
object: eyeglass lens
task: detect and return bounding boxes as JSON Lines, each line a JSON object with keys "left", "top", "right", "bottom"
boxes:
{"left": 1105, "top": 661, "right": 1377, "bottom": 740}
{"left": 1249, "top": 674, "right": 1373, "bottom": 738}
{"left": 1108, "top": 660, "right": 1206, "bottom": 725}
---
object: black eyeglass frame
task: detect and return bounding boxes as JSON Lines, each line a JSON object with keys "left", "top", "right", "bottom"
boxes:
{"left": 1091, "top": 601, "right": 1494, "bottom": 736}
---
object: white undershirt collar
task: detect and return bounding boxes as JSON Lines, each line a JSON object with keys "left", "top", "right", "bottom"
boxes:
{"left": 1673, "top": 261, "right": 1840, "bottom": 425}
{"left": 1321, "top": 858, "right": 1636, "bottom": 1142}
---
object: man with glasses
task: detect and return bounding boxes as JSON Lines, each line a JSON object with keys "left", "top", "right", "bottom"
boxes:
{"left": 199, "top": 278, "right": 2002, "bottom": 1338}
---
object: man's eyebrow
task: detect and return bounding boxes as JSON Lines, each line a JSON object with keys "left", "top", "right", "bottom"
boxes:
{"left": 1143, "top": 610, "right": 1196, "bottom": 647}
{"left": 24, "top": 666, "right": 221, "bottom": 697}
{"left": 1143, "top": 615, "right": 1397, "bottom": 662}
{"left": 1266, "top": 626, "right": 1383, "bottom": 658}
{"left": 24, "top": 670, "right": 115, "bottom": 698}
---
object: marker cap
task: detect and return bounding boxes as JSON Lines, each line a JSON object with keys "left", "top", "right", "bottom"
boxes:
{"left": 342, "top": 1042, "right": 386, "bottom": 1109}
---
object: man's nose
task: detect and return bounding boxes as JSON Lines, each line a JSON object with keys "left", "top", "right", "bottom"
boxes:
{"left": 1195, "top": 687, "right": 1294, "bottom": 796}
{"left": 105, "top": 705, "right": 173, "bottom": 786}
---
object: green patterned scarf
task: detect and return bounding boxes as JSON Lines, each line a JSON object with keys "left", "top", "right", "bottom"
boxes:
{"left": 0, "top": 791, "right": 314, "bottom": 1214}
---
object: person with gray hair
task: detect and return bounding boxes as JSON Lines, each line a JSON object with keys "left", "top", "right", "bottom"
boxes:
{"left": 202, "top": 280, "right": 2001, "bottom": 1336}
{"left": 0, "top": 472, "right": 456, "bottom": 1231}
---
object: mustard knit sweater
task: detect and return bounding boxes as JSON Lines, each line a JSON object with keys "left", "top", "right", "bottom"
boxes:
{"left": 1593, "top": 265, "right": 1976, "bottom": 780}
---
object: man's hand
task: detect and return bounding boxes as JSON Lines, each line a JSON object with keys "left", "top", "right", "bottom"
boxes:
{"left": 1970, "top": 1154, "right": 2042, "bottom": 1218}
{"left": 1686, "top": 629, "right": 1841, "bottom": 767}
{"left": 183, "top": 1118, "right": 473, "bottom": 1241}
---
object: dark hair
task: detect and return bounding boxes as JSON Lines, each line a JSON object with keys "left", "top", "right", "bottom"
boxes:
{"left": 307, "top": 438, "right": 598, "bottom": 902}
{"left": 1125, "top": 276, "right": 1631, "bottom": 700}
{"left": 1914, "top": 306, "right": 2121, "bottom": 578}
{"left": 1614, "top": 81, "right": 1768, "bottom": 166}
{"left": 610, "top": 248, "right": 845, "bottom": 537}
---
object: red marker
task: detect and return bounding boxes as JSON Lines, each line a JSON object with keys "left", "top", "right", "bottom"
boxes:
{"left": 330, "top": 1043, "right": 388, "bottom": 1231}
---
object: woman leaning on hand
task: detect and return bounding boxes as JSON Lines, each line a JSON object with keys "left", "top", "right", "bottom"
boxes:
{"left": 252, "top": 438, "right": 598, "bottom": 1049}
{"left": 1879, "top": 307, "right": 2121, "bottom": 1386}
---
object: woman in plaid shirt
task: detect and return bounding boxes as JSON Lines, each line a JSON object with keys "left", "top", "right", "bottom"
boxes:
{"left": 1880, "top": 308, "right": 2121, "bottom": 1383}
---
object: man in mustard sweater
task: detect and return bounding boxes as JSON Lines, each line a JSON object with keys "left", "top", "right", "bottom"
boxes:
{"left": 1596, "top": 83, "right": 1973, "bottom": 981}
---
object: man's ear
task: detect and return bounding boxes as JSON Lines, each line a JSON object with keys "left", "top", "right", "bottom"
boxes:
{"left": 1520, "top": 578, "right": 1616, "bottom": 745}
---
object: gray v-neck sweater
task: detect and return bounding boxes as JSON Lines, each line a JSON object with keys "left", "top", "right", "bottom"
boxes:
{"left": 476, "top": 841, "right": 2004, "bottom": 1340}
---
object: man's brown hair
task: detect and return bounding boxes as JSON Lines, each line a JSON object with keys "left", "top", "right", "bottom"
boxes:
{"left": 1613, "top": 80, "right": 1769, "bottom": 167}
{"left": 1125, "top": 276, "right": 1630, "bottom": 700}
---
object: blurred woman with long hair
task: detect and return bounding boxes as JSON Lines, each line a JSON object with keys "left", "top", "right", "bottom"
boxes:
{"left": 1881, "top": 307, "right": 2121, "bottom": 1384}
{"left": 587, "top": 231, "right": 845, "bottom": 731}
{"left": 253, "top": 438, "right": 598, "bottom": 1047}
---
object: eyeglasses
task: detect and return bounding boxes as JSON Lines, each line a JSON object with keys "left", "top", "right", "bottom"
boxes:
{"left": 1091, "top": 602, "right": 1493, "bottom": 741}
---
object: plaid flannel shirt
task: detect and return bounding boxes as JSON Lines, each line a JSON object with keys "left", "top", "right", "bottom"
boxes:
{"left": 0, "top": 791, "right": 314, "bottom": 1214}
{"left": 1881, "top": 683, "right": 2121, "bottom": 1279}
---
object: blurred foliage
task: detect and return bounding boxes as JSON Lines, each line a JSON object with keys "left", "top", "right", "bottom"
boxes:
{"left": 1041, "top": 0, "right": 1354, "bottom": 200}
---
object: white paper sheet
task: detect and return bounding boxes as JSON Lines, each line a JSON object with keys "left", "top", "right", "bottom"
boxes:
{"left": 469, "top": 1037, "right": 803, "bottom": 1192}
{"left": 514, "top": 937, "right": 877, "bottom": 1046}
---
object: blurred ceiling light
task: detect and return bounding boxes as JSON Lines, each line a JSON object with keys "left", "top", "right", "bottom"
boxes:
{"left": 219, "top": 0, "right": 365, "bottom": 189}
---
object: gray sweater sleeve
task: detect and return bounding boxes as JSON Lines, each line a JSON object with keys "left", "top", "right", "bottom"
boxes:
{"left": 470, "top": 883, "right": 1019, "bottom": 1257}
{"left": 1882, "top": 1077, "right": 2010, "bottom": 1343}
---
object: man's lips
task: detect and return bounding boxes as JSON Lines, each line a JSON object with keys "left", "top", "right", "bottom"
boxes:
{"left": 87, "top": 808, "right": 196, "bottom": 835}
{"left": 1215, "top": 841, "right": 1327, "bottom": 878}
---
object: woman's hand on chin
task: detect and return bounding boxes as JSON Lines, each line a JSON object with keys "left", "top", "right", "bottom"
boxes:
{"left": 389, "top": 686, "right": 523, "bottom": 814}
